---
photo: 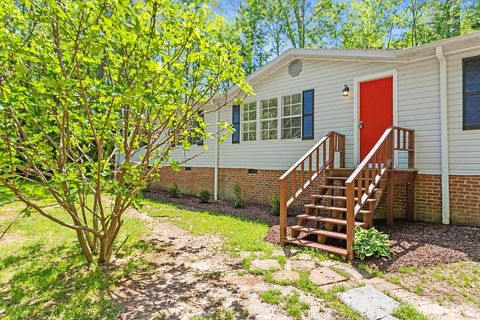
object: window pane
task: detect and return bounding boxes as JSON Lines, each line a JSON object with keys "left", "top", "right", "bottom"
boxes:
{"left": 465, "top": 58, "right": 480, "bottom": 93}
{"left": 465, "top": 94, "right": 480, "bottom": 127}
{"left": 292, "top": 93, "right": 301, "bottom": 104}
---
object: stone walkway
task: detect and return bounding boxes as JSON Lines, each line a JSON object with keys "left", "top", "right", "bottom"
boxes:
{"left": 119, "top": 208, "right": 480, "bottom": 320}
{"left": 249, "top": 250, "right": 480, "bottom": 320}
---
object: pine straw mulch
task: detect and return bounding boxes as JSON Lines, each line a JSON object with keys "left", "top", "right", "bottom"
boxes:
{"left": 144, "top": 190, "right": 480, "bottom": 271}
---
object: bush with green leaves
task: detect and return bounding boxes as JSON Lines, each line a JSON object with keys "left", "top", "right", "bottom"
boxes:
{"left": 198, "top": 189, "right": 211, "bottom": 203}
{"left": 231, "top": 183, "right": 246, "bottom": 208}
{"left": 270, "top": 193, "right": 280, "bottom": 216}
{"left": 354, "top": 226, "right": 393, "bottom": 260}
{"left": 0, "top": 0, "right": 250, "bottom": 264}
{"left": 168, "top": 184, "right": 181, "bottom": 198}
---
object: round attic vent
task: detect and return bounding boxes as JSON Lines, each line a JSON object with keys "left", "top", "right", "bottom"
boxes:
{"left": 288, "top": 59, "right": 302, "bottom": 77}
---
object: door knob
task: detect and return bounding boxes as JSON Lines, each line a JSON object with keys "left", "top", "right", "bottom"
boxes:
{"left": 359, "top": 121, "right": 364, "bottom": 129}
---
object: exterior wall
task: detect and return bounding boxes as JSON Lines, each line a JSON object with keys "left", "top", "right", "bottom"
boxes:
{"left": 170, "top": 56, "right": 447, "bottom": 175}
{"left": 150, "top": 166, "right": 214, "bottom": 196}
{"left": 446, "top": 48, "right": 480, "bottom": 175}
{"left": 150, "top": 167, "right": 480, "bottom": 226}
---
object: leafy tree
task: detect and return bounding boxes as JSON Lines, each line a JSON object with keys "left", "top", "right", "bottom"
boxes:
{"left": 0, "top": 0, "right": 250, "bottom": 263}
{"left": 234, "top": 0, "right": 271, "bottom": 74}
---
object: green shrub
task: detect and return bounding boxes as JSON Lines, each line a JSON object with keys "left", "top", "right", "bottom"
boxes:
{"left": 198, "top": 189, "right": 211, "bottom": 203}
{"left": 354, "top": 226, "right": 393, "bottom": 260}
{"left": 231, "top": 183, "right": 245, "bottom": 208}
{"left": 168, "top": 183, "right": 181, "bottom": 198}
{"left": 270, "top": 193, "right": 280, "bottom": 216}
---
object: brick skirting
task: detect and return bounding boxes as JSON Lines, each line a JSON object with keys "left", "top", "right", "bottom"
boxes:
{"left": 150, "top": 166, "right": 480, "bottom": 226}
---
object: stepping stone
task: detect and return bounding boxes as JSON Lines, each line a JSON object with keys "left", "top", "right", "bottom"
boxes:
{"left": 309, "top": 267, "right": 346, "bottom": 286}
{"left": 251, "top": 259, "right": 281, "bottom": 271}
{"left": 338, "top": 285, "right": 399, "bottom": 320}
{"left": 272, "top": 270, "right": 300, "bottom": 283}
{"left": 333, "top": 263, "right": 365, "bottom": 280}
{"left": 285, "top": 259, "right": 316, "bottom": 271}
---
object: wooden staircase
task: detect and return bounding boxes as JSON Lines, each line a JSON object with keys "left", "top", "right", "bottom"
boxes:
{"left": 279, "top": 127, "right": 415, "bottom": 260}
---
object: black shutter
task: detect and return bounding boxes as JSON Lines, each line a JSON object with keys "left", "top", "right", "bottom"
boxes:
{"left": 463, "top": 56, "right": 480, "bottom": 130}
{"left": 232, "top": 105, "right": 240, "bottom": 143}
{"left": 302, "top": 89, "right": 314, "bottom": 140}
{"left": 196, "top": 111, "right": 204, "bottom": 146}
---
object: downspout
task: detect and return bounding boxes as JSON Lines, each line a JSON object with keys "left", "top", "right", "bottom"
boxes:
{"left": 435, "top": 46, "right": 450, "bottom": 224}
{"left": 214, "top": 108, "right": 220, "bottom": 200}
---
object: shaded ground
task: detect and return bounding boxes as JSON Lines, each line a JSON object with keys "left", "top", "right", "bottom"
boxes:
{"left": 144, "top": 190, "right": 299, "bottom": 226}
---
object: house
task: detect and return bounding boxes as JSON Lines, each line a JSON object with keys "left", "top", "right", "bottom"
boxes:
{"left": 149, "top": 32, "right": 480, "bottom": 259}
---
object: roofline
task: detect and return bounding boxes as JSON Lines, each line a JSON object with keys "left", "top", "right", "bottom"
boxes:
{"left": 219, "top": 31, "right": 480, "bottom": 101}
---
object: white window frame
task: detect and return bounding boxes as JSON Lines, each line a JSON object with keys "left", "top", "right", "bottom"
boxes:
{"left": 280, "top": 92, "right": 303, "bottom": 140}
{"left": 260, "top": 97, "right": 279, "bottom": 141}
{"left": 241, "top": 101, "right": 257, "bottom": 142}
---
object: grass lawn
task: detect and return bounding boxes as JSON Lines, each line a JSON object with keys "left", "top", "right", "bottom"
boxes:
{"left": 0, "top": 187, "right": 152, "bottom": 320}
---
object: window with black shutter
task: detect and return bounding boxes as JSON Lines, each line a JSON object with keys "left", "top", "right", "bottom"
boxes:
{"left": 302, "top": 89, "right": 314, "bottom": 139}
{"left": 232, "top": 105, "right": 240, "bottom": 143}
{"left": 463, "top": 56, "right": 480, "bottom": 130}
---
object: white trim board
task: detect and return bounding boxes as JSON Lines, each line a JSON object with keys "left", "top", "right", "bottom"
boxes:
{"left": 353, "top": 70, "right": 398, "bottom": 167}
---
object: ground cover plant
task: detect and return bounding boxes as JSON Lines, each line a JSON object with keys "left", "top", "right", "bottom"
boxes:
{"left": 0, "top": 0, "right": 250, "bottom": 264}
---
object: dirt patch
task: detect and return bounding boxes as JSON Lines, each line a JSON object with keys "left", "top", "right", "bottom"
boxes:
{"left": 116, "top": 208, "right": 337, "bottom": 319}
{"left": 144, "top": 190, "right": 299, "bottom": 226}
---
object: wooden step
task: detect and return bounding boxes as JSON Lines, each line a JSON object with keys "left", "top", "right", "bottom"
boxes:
{"left": 311, "top": 194, "right": 377, "bottom": 202}
{"left": 318, "top": 185, "right": 379, "bottom": 191}
{"left": 288, "top": 225, "right": 347, "bottom": 240}
{"left": 305, "top": 204, "right": 372, "bottom": 215}
{"left": 296, "top": 214, "right": 367, "bottom": 227}
{"left": 285, "top": 237, "right": 348, "bottom": 256}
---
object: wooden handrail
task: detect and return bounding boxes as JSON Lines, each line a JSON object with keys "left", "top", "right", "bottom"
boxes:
{"left": 345, "top": 126, "right": 415, "bottom": 260}
{"left": 279, "top": 131, "right": 346, "bottom": 243}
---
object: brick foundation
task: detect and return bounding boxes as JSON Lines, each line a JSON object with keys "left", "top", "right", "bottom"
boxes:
{"left": 150, "top": 166, "right": 214, "bottom": 196}
{"left": 150, "top": 166, "right": 480, "bottom": 226}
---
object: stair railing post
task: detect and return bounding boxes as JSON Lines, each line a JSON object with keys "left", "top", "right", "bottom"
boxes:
{"left": 408, "top": 130, "right": 415, "bottom": 169}
{"left": 279, "top": 178, "right": 287, "bottom": 244}
{"left": 387, "top": 130, "right": 395, "bottom": 226}
{"left": 346, "top": 182, "right": 355, "bottom": 260}
{"left": 328, "top": 132, "right": 335, "bottom": 175}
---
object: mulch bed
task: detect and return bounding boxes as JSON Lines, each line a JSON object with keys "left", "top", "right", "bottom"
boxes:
{"left": 144, "top": 190, "right": 480, "bottom": 271}
{"left": 143, "top": 190, "right": 299, "bottom": 226}
{"left": 369, "top": 221, "right": 480, "bottom": 271}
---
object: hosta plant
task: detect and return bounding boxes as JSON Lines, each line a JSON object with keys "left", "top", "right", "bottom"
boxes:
{"left": 354, "top": 226, "right": 393, "bottom": 260}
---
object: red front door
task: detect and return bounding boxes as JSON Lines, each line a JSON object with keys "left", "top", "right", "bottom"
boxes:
{"left": 359, "top": 76, "right": 393, "bottom": 160}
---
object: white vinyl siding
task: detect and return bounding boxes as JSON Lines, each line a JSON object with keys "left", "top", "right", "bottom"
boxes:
{"left": 447, "top": 48, "right": 480, "bottom": 175}
{"left": 170, "top": 48, "right": 480, "bottom": 176}
{"left": 242, "top": 101, "right": 257, "bottom": 141}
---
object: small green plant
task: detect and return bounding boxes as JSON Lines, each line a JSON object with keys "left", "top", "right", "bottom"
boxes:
{"left": 270, "top": 193, "right": 280, "bottom": 215}
{"left": 354, "top": 226, "right": 392, "bottom": 260}
{"left": 231, "top": 183, "right": 245, "bottom": 208}
{"left": 259, "top": 289, "right": 283, "bottom": 304}
{"left": 392, "top": 304, "right": 428, "bottom": 320}
{"left": 198, "top": 189, "right": 211, "bottom": 203}
{"left": 168, "top": 183, "right": 181, "bottom": 198}
{"left": 285, "top": 292, "right": 310, "bottom": 320}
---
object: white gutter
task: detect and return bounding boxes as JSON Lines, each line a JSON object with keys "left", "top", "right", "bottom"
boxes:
{"left": 435, "top": 46, "right": 450, "bottom": 224}
{"left": 214, "top": 108, "right": 220, "bottom": 200}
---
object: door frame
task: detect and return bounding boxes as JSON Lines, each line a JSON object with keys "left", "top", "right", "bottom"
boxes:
{"left": 353, "top": 70, "right": 398, "bottom": 166}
